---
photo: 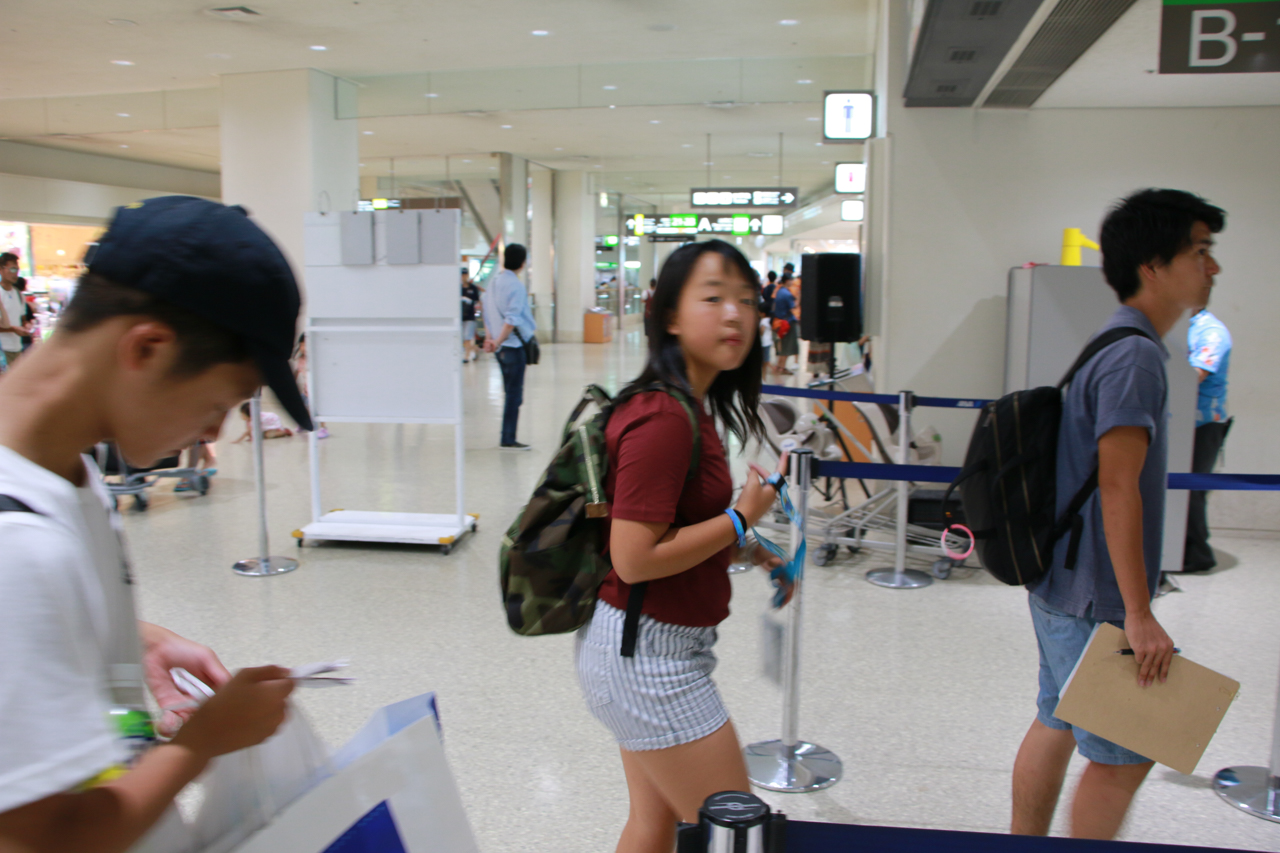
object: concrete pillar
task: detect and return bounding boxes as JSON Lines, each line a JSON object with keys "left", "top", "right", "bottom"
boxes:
{"left": 219, "top": 69, "right": 358, "bottom": 280}
{"left": 552, "top": 170, "right": 595, "bottom": 343}
{"left": 529, "top": 167, "right": 554, "bottom": 333}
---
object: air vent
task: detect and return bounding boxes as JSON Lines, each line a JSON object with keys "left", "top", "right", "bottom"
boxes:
{"left": 970, "top": 1, "right": 1002, "bottom": 17}
{"left": 985, "top": 0, "right": 1139, "bottom": 108}
{"left": 949, "top": 48, "right": 978, "bottom": 63}
{"left": 936, "top": 84, "right": 959, "bottom": 94}
{"left": 205, "top": 6, "right": 261, "bottom": 21}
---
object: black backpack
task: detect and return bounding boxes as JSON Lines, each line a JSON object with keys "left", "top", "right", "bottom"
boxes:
{"left": 944, "top": 327, "right": 1154, "bottom": 586}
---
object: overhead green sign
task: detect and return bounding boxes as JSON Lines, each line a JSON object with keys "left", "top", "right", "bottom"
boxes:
{"left": 1160, "top": 0, "right": 1280, "bottom": 73}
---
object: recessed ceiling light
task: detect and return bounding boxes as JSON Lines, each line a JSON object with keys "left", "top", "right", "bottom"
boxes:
{"left": 806, "top": 116, "right": 820, "bottom": 121}
{"left": 116, "top": 112, "right": 130, "bottom": 117}
{"left": 649, "top": 120, "right": 661, "bottom": 124}
{"left": 797, "top": 79, "right": 813, "bottom": 85}
{"left": 602, "top": 85, "right": 617, "bottom": 91}
{"left": 779, "top": 19, "right": 799, "bottom": 26}
{"left": 609, "top": 105, "right": 616, "bottom": 109}
{"left": 682, "top": 143, "right": 693, "bottom": 148}
{"left": 554, "top": 147, "right": 563, "bottom": 151}
{"left": 310, "top": 45, "right": 327, "bottom": 51}
{"left": 815, "top": 142, "right": 824, "bottom": 146}
{"left": 501, "top": 124, "right": 512, "bottom": 129}
{"left": 362, "top": 130, "right": 374, "bottom": 135}
{"left": 424, "top": 92, "right": 439, "bottom": 98}
{"left": 821, "top": 161, "right": 830, "bottom": 165}
{"left": 462, "top": 159, "right": 471, "bottom": 163}
{"left": 119, "top": 144, "right": 129, "bottom": 148}
{"left": 531, "top": 30, "right": 550, "bottom": 36}
{"left": 111, "top": 60, "right": 135, "bottom": 66}
{"left": 107, "top": 19, "right": 137, "bottom": 26}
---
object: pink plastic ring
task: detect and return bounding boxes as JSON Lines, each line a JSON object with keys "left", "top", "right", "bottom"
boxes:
{"left": 941, "top": 524, "right": 975, "bottom": 561}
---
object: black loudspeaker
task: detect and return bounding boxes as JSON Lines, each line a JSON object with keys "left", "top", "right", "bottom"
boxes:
{"left": 799, "top": 253, "right": 862, "bottom": 343}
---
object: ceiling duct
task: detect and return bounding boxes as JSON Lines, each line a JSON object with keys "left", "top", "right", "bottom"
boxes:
{"left": 983, "top": 0, "right": 1139, "bottom": 107}
{"left": 903, "top": 0, "right": 1046, "bottom": 107}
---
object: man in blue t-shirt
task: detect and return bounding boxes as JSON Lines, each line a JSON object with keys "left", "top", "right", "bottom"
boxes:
{"left": 772, "top": 279, "right": 798, "bottom": 375}
{"left": 1184, "top": 309, "right": 1232, "bottom": 571}
{"left": 1012, "top": 190, "right": 1225, "bottom": 840}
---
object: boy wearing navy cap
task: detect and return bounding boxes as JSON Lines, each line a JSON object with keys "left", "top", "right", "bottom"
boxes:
{"left": 0, "top": 196, "right": 310, "bottom": 852}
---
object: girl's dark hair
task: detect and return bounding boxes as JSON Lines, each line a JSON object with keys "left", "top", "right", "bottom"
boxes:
{"left": 1100, "top": 189, "right": 1225, "bottom": 302}
{"left": 620, "top": 239, "right": 764, "bottom": 444}
{"left": 240, "top": 402, "right": 252, "bottom": 417}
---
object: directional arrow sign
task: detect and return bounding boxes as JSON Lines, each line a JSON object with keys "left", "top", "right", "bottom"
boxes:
{"left": 690, "top": 187, "right": 799, "bottom": 209}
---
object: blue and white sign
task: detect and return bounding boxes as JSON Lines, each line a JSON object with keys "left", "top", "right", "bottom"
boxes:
{"left": 824, "top": 92, "right": 874, "bottom": 141}
{"left": 835, "top": 163, "right": 867, "bottom": 193}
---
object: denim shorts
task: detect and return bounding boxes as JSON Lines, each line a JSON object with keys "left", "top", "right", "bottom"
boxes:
{"left": 1028, "top": 593, "right": 1152, "bottom": 765}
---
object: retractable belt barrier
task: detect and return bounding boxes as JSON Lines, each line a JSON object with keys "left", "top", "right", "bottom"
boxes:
{"left": 812, "top": 461, "right": 1280, "bottom": 492}
{"left": 762, "top": 383, "right": 991, "bottom": 410}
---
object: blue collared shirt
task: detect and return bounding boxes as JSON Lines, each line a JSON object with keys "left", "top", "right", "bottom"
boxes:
{"left": 1031, "top": 305, "right": 1169, "bottom": 623}
{"left": 483, "top": 269, "right": 536, "bottom": 348}
{"left": 1188, "top": 310, "right": 1231, "bottom": 427}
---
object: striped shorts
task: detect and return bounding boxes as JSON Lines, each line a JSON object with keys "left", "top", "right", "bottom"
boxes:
{"left": 575, "top": 600, "right": 729, "bottom": 751}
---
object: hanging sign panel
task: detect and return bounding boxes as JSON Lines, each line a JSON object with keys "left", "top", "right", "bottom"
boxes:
{"left": 630, "top": 213, "right": 787, "bottom": 242}
{"left": 824, "top": 92, "right": 874, "bottom": 140}
{"left": 1160, "top": 0, "right": 1280, "bottom": 73}
{"left": 690, "top": 188, "right": 798, "bottom": 208}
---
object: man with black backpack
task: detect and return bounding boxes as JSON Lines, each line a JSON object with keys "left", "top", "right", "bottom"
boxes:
{"left": 1011, "top": 190, "right": 1225, "bottom": 840}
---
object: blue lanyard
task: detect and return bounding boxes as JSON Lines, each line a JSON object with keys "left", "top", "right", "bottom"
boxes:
{"left": 751, "top": 480, "right": 804, "bottom": 608}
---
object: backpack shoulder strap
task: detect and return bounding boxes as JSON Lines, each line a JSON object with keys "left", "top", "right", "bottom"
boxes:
{"left": 0, "top": 495, "right": 39, "bottom": 514}
{"left": 1057, "top": 327, "right": 1155, "bottom": 389}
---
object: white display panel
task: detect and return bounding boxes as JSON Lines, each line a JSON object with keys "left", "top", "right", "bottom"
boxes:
{"left": 306, "top": 265, "right": 457, "bottom": 320}
{"left": 311, "top": 329, "right": 457, "bottom": 421}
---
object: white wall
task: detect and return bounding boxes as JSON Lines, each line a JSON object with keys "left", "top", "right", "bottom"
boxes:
{"left": 872, "top": 2, "right": 1280, "bottom": 530}
{"left": 0, "top": 140, "right": 220, "bottom": 200}
{"left": 0, "top": 170, "right": 209, "bottom": 225}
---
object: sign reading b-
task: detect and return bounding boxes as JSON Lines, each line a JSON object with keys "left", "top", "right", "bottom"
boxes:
{"left": 1160, "top": 0, "right": 1280, "bottom": 73}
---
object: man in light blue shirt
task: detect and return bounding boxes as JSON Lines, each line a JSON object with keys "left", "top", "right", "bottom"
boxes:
{"left": 482, "top": 244, "right": 537, "bottom": 449}
{"left": 1184, "top": 308, "right": 1232, "bottom": 571}
{"left": 1013, "top": 189, "right": 1225, "bottom": 840}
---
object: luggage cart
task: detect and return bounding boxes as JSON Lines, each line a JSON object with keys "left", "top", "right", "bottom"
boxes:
{"left": 96, "top": 443, "right": 210, "bottom": 512}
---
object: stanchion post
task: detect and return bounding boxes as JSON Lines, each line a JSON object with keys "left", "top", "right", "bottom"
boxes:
{"left": 1212, "top": 652, "right": 1280, "bottom": 822}
{"left": 745, "top": 449, "right": 842, "bottom": 792}
{"left": 233, "top": 389, "right": 300, "bottom": 577}
{"left": 867, "top": 390, "right": 932, "bottom": 589}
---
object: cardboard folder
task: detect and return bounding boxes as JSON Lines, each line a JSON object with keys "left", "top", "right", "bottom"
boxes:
{"left": 1054, "top": 623, "right": 1240, "bottom": 774}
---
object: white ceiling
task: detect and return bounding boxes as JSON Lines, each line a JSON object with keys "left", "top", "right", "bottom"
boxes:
{"left": 1036, "top": 0, "right": 1280, "bottom": 108}
{"left": 0, "top": 0, "right": 876, "bottom": 99}
{"left": 0, "top": 0, "right": 876, "bottom": 204}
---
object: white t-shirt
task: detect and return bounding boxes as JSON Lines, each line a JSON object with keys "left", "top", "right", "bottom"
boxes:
{"left": 260, "top": 411, "right": 285, "bottom": 431}
{"left": 0, "top": 286, "right": 23, "bottom": 352}
{"left": 0, "top": 445, "right": 145, "bottom": 814}
{"left": 759, "top": 317, "right": 773, "bottom": 348}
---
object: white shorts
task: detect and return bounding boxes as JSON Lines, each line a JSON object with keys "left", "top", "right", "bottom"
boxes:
{"left": 575, "top": 600, "right": 728, "bottom": 751}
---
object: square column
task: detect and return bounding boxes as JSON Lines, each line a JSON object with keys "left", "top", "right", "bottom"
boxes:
{"left": 552, "top": 170, "right": 595, "bottom": 343}
{"left": 529, "top": 166, "right": 554, "bottom": 333}
{"left": 220, "top": 69, "right": 359, "bottom": 279}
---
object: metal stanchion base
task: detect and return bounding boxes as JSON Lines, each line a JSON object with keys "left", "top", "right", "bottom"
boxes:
{"left": 233, "top": 557, "right": 300, "bottom": 577}
{"left": 744, "top": 740, "right": 842, "bottom": 792}
{"left": 865, "top": 568, "right": 933, "bottom": 589}
{"left": 1213, "top": 766, "right": 1280, "bottom": 822}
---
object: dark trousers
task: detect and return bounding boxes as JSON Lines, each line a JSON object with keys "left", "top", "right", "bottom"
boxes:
{"left": 1184, "top": 418, "right": 1232, "bottom": 571}
{"left": 496, "top": 345, "right": 527, "bottom": 445}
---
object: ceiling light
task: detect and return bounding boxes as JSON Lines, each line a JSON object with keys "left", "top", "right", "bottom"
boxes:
{"left": 310, "top": 45, "right": 327, "bottom": 51}
{"left": 501, "top": 125, "right": 512, "bottom": 129}
{"left": 116, "top": 112, "right": 130, "bottom": 117}
{"left": 362, "top": 130, "right": 374, "bottom": 135}
{"left": 602, "top": 85, "right": 617, "bottom": 91}
{"left": 806, "top": 116, "right": 820, "bottom": 121}
{"left": 554, "top": 147, "right": 563, "bottom": 151}
{"left": 609, "top": 105, "right": 616, "bottom": 109}
{"left": 119, "top": 144, "right": 129, "bottom": 148}
{"left": 107, "top": 19, "right": 137, "bottom": 26}
{"left": 779, "top": 19, "right": 799, "bottom": 26}
{"left": 424, "top": 92, "right": 439, "bottom": 98}
{"left": 797, "top": 79, "right": 813, "bottom": 85}
{"left": 531, "top": 30, "right": 550, "bottom": 36}
{"left": 815, "top": 142, "right": 824, "bottom": 146}
{"left": 111, "top": 60, "right": 135, "bottom": 66}
{"left": 649, "top": 120, "right": 661, "bottom": 125}
{"left": 682, "top": 144, "right": 693, "bottom": 148}
{"left": 462, "top": 159, "right": 471, "bottom": 163}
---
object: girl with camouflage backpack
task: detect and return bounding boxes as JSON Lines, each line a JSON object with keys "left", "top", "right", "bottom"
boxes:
{"left": 575, "top": 240, "right": 787, "bottom": 853}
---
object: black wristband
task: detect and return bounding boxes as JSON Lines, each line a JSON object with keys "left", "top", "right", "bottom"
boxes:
{"left": 731, "top": 508, "right": 748, "bottom": 531}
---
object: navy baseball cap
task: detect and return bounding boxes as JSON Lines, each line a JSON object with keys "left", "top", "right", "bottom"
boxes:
{"left": 87, "top": 195, "right": 313, "bottom": 431}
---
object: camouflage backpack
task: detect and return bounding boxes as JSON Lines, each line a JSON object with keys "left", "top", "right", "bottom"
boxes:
{"left": 499, "top": 383, "right": 700, "bottom": 652}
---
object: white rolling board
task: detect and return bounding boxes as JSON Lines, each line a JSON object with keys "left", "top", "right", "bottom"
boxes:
{"left": 298, "top": 209, "right": 476, "bottom": 552}
{"left": 1005, "top": 265, "right": 1197, "bottom": 575}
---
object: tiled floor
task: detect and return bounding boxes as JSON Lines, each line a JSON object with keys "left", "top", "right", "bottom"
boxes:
{"left": 122, "top": 332, "right": 1280, "bottom": 852}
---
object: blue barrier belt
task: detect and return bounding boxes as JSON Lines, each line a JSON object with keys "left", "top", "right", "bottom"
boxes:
{"left": 812, "top": 460, "right": 1280, "bottom": 491}
{"left": 761, "top": 384, "right": 993, "bottom": 410}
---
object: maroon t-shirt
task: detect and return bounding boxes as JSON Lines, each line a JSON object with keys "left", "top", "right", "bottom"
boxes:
{"left": 597, "top": 390, "right": 734, "bottom": 627}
